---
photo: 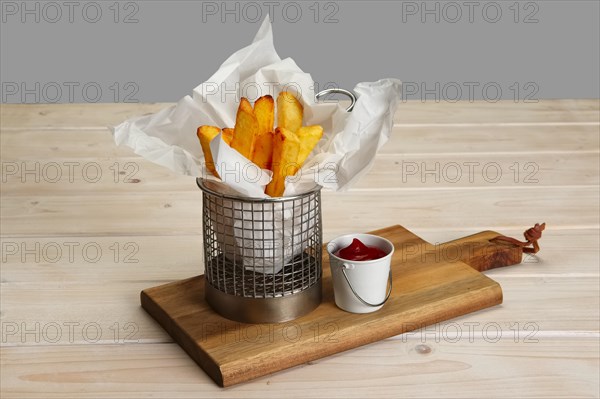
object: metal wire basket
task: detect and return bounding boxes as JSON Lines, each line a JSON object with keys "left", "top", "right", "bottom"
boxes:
{"left": 197, "top": 178, "right": 323, "bottom": 323}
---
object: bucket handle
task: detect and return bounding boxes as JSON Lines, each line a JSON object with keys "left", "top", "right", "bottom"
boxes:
{"left": 315, "top": 88, "right": 357, "bottom": 112}
{"left": 340, "top": 264, "right": 392, "bottom": 307}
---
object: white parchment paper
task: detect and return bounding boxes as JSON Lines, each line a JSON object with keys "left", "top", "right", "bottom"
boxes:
{"left": 112, "top": 17, "right": 402, "bottom": 272}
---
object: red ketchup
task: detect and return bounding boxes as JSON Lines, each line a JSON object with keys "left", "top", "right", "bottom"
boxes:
{"left": 335, "top": 238, "right": 387, "bottom": 261}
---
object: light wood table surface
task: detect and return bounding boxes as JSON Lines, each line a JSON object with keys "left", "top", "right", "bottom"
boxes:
{"left": 1, "top": 100, "right": 599, "bottom": 398}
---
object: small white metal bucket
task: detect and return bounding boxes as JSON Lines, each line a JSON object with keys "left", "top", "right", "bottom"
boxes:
{"left": 327, "top": 234, "right": 394, "bottom": 313}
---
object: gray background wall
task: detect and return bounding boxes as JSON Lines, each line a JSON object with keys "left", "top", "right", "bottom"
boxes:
{"left": 1, "top": 0, "right": 599, "bottom": 103}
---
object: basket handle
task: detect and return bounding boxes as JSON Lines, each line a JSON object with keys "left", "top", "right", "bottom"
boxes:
{"left": 340, "top": 263, "right": 392, "bottom": 307}
{"left": 315, "top": 88, "right": 357, "bottom": 112}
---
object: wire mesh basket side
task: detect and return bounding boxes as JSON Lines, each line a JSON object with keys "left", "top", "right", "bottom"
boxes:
{"left": 202, "top": 188, "right": 322, "bottom": 299}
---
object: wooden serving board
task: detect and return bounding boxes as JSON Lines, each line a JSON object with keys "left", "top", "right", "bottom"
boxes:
{"left": 141, "top": 225, "right": 522, "bottom": 387}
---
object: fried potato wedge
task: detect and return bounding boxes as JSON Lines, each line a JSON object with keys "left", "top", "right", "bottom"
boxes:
{"left": 231, "top": 98, "right": 258, "bottom": 159}
{"left": 197, "top": 125, "right": 221, "bottom": 177}
{"left": 265, "top": 127, "right": 301, "bottom": 197}
{"left": 251, "top": 131, "right": 274, "bottom": 170}
{"left": 292, "top": 125, "right": 324, "bottom": 174}
{"left": 277, "top": 91, "right": 303, "bottom": 133}
{"left": 222, "top": 127, "right": 234, "bottom": 145}
{"left": 254, "top": 95, "right": 274, "bottom": 136}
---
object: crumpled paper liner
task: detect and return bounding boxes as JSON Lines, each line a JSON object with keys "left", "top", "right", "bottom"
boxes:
{"left": 112, "top": 17, "right": 402, "bottom": 273}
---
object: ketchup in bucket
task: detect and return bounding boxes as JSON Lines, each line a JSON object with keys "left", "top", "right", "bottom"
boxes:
{"left": 335, "top": 238, "right": 387, "bottom": 261}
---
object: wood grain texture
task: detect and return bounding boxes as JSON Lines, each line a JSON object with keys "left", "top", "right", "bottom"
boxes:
{"left": 433, "top": 230, "right": 523, "bottom": 272}
{"left": 140, "top": 225, "right": 508, "bottom": 386}
{"left": 1, "top": 100, "right": 598, "bottom": 397}
{"left": 3, "top": 124, "right": 598, "bottom": 159}
{"left": 391, "top": 99, "right": 600, "bottom": 125}
{"left": 1, "top": 187, "right": 597, "bottom": 237}
{"left": 0, "top": 103, "right": 171, "bottom": 130}
{"left": 2, "top": 337, "right": 598, "bottom": 399}
{"left": 2, "top": 276, "right": 597, "bottom": 346}
{"left": 2, "top": 100, "right": 598, "bottom": 129}
{"left": 1, "top": 153, "right": 597, "bottom": 196}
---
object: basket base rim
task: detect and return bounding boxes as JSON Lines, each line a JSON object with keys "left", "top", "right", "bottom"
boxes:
{"left": 205, "top": 279, "right": 322, "bottom": 323}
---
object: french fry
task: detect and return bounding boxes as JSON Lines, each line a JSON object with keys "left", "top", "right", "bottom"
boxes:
{"left": 254, "top": 95, "right": 274, "bottom": 136}
{"left": 251, "top": 131, "right": 274, "bottom": 170}
{"left": 266, "top": 127, "right": 301, "bottom": 197}
{"left": 230, "top": 98, "right": 258, "bottom": 159}
{"left": 250, "top": 95, "right": 275, "bottom": 170}
{"left": 196, "top": 92, "right": 323, "bottom": 194}
{"left": 291, "top": 125, "right": 324, "bottom": 174}
{"left": 277, "top": 91, "right": 303, "bottom": 133}
{"left": 222, "top": 128, "right": 234, "bottom": 145}
{"left": 197, "top": 125, "right": 221, "bottom": 177}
